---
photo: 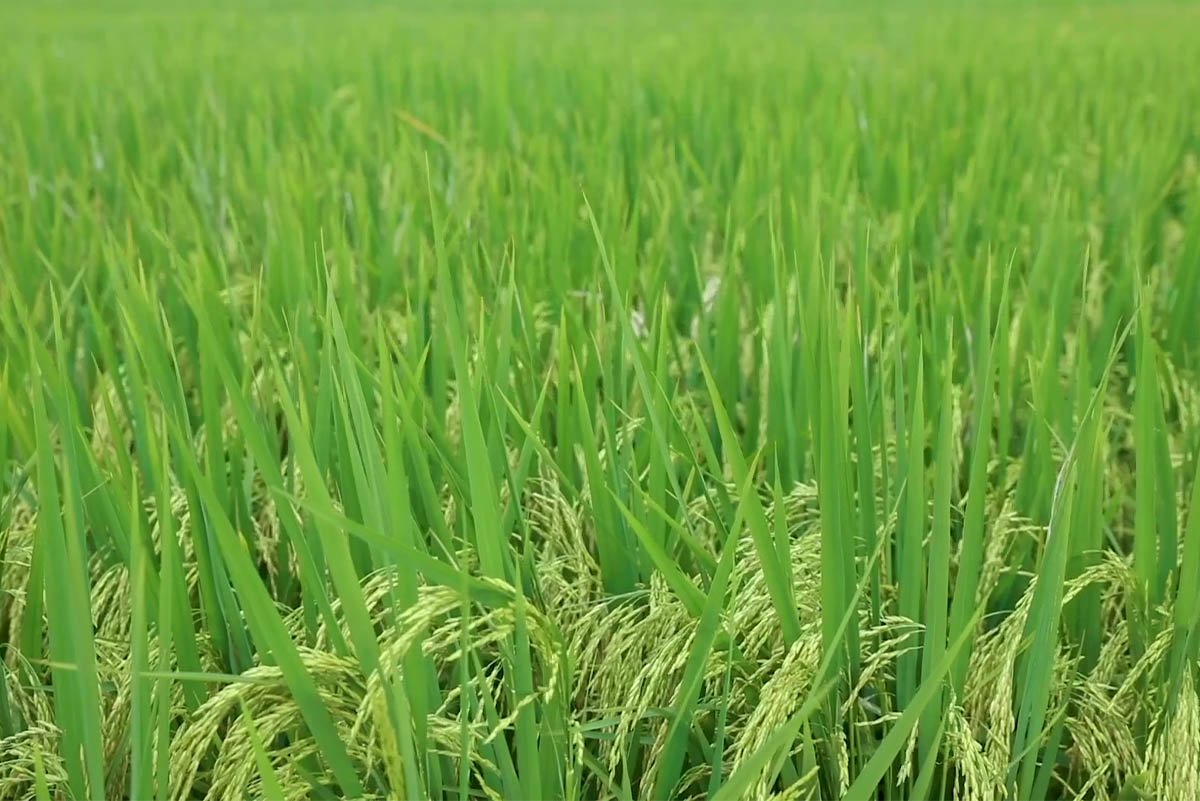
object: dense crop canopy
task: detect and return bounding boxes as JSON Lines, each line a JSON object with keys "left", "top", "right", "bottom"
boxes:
{"left": 2, "top": 3, "right": 1200, "bottom": 800}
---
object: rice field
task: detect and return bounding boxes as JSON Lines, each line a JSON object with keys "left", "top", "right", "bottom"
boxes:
{"left": 2, "top": 3, "right": 1200, "bottom": 799}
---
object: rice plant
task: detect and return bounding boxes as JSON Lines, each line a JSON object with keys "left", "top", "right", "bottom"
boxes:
{"left": 2, "top": 3, "right": 1200, "bottom": 800}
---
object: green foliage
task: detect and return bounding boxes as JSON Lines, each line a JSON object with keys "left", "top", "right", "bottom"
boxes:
{"left": 2, "top": 3, "right": 1200, "bottom": 800}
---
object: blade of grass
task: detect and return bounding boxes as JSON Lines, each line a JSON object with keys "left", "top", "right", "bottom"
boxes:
{"left": 696, "top": 350, "right": 801, "bottom": 644}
